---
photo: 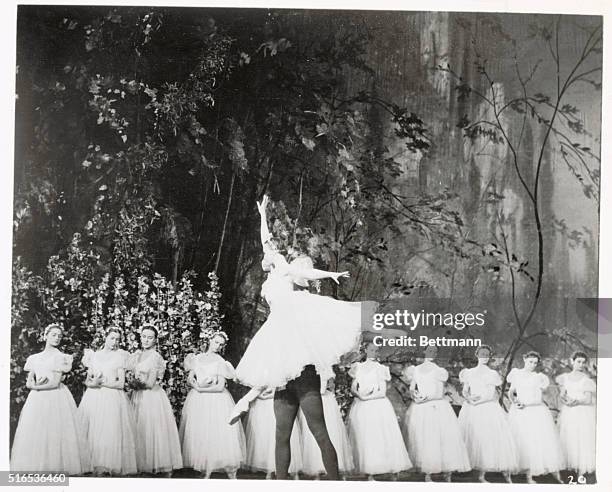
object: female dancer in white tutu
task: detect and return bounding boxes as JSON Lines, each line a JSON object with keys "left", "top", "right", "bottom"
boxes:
{"left": 458, "top": 345, "right": 518, "bottom": 482}
{"left": 79, "top": 327, "right": 137, "bottom": 475}
{"left": 299, "top": 375, "right": 354, "bottom": 479}
{"left": 555, "top": 351, "right": 596, "bottom": 476}
{"left": 244, "top": 387, "right": 302, "bottom": 479}
{"left": 230, "top": 195, "right": 369, "bottom": 480}
{"left": 347, "top": 342, "right": 411, "bottom": 480}
{"left": 128, "top": 324, "right": 182, "bottom": 475}
{"left": 403, "top": 345, "right": 471, "bottom": 482}
{"left": 507, "top": 351, "right": 563, "bottom": 483}
{"left": 11, "top": 323, "right": 91, "bottom": 474}
{"left": 179, "top": 332, "right": 246, "bottom": 478}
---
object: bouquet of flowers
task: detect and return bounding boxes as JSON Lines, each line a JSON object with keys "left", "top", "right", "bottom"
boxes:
{"left": 125, "top": 371, "right": 148, "bottom": 392}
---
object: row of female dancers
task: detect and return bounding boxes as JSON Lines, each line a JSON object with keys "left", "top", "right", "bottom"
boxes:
{"left": 11, "top": 321, "right": 596, "bottom": 482}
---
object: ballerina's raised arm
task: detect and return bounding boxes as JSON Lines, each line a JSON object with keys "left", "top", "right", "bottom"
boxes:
{"left": 257, "top": 195, "right": 275, "bottom": 254}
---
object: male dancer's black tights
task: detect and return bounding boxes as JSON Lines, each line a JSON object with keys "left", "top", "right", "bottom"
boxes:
{"left": 273, "top": 365, "right": 339, "bottom": 480}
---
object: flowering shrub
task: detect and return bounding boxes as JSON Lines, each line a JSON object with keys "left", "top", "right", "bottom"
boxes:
{"left": 10, "top": 233, "right": 226, "bottom": 434}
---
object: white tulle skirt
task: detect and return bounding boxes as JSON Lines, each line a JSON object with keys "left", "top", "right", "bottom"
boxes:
{"left": 244, "top": 398, "right": 302, "bottom": 474}
{"left": 558, "top": 404, "right": 596, "bottom": 474}
{"left": 78, "top": 387, "right": 137, "bottom": 475}
{"left": 458, "top": 401, "right": 519, "bottom": 472}
{"left": 348, "top": 397, "right": 412, "bottom": 475}
{"left": 11, "top": 384, "right": 91, "bottom": 474}
{"left": 236, "top": 291, "right": 367, "bottom": 389}
{"left": 403, "top": 399, "right": 471, "bottom": 474}
{"left": 300, "top": 393, "right": 354, "bottom": 475}
{"left": 179, "top": 389, "right": 246, "bottom": 474}
{"left": 508, "top": 404, "right": 564, "bottom": 475}
{"left": 130, "top": 386, "right": 182, "bottom": 473}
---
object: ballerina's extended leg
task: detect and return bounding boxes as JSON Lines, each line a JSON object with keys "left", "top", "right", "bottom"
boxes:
{"left": 228, "top": 387, "right": 264, "bottom": 425}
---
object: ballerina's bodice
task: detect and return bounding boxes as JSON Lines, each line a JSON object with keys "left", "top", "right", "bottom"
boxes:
{"left": 261, "top": 270, "right": 296, "bottom": 307}
{"left": 83, "top": 349, "right": 128, "bottom": 384}
{"left": 185, "top": 352, "right": 235, "bottom": 384}
{"left": 130, "top": 350, "right": 165, "bottom": 383}
{"left": 459, "top": 365, "right": 501, "bottom": 400}
{"left": 24, "top": 350, "right": 72, "bottom": 382}
{"left": 557, "top": 372, "right": 596, "bottom": 403}
{"left": 507, "top": 368, "right": 548, "bottom": 405}
{"left": 349, "top": 360, "right": 390, "bottom": 395}
{"left": 404, "top": 361, "right": 448, "bottom": 399}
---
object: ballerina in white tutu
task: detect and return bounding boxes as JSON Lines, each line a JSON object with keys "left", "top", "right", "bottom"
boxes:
{"left": 299, "top": 375, "right": 354, "bottom": 479}
{"left": 555, "top": 351, "right": 596, "bottom": 477}
{"left": 347, "top": 342, "right": 411, "bottom": 480}
{"left": 234, "top": 195, "right": 360, "bottom": 391}
{"left": 179, "top": 332, "right": 246, "bottom": 478}
{"left": 11, "top": 323, "right": 91, "bottom": 475}
{"left": 78, "top": 327, "right": 137, "bottom": 476}
{"left": 231, "top": 195, "right": 367, "bottom": 480}
{"left": 244, "top": 387, "right": 302, "bottom": 479}
{"left": 458, "top": 345, "right": 518, "bottom": 483}
{"left": 507, "top": 351, "right": 563, "bottom": 483}
{"left": 128, "top": 324, "right": 182, "bottom": 476}
{"left": 402, "top": 345, "right": 471, "bottom": 482}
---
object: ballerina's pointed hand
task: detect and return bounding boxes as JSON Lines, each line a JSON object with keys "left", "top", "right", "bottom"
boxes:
{"left": 257, "top": 195, "right": 269, "bottom": 214}
{"left": 332, "top": 271, "right": 350, "bottom": 284}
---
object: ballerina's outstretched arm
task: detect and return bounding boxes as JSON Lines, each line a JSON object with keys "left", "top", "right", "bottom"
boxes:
{"left": 286, "top": 263, "right": 350, "bottom": 283}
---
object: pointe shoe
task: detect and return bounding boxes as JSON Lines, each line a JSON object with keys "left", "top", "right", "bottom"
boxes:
{"left": 228, "top": 399, "right": 250, "bottom": 425}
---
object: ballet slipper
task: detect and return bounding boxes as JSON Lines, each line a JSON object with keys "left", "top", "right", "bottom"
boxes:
{"left": 228, "top": 398, "right": 250, "bottom": 425}
{"left": 444, "top": 473, "right": 452, "bottom": 482}
{"left": 265, "top": 472, "right": 273, "bottom": 480}
{"left": 503, "top": 472, "right": 512, "bottom": 483}
{"left": 526, "top": 474, "right": 536, "bottom": 484}
{"left": 228, "top": 388, "right": 262, "bottom": 424}
{"left": 478, "top": 472, "right": 488, "bottom": 483}
{"left": 424, "top": 474, "right": 432, "bottom": 482}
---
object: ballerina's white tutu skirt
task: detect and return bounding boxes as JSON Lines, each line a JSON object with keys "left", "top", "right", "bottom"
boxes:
{"left": 458, "top": 401, "right": 519, "bottom": 472}
{"left": 508, "top": 404, "right": 564, "bottom": 475}
{"left": 348, "top": 397, "right": 412, "bottom": 475}
{"left": 179, "top": 389, "right": 246, "bottom": 474}
{"left": 130, "top": 386, "right": 182, "bottom": 473}
{"left": 300, "top": 392, "right": 354, "bottom": 474}
{"left": 245, "top": 398, "right": 302, "bottom": 474}
{"left": 558, "top": 404, "right": 595, "bottom": 474}
{"left": 404, "top": 399, "right": 471, "bottom": 474}
{"left": 11, "top": 384, "right": 91, "bottom": 474}
{"left": 236, "top": 291, "right": 373, "bottom": 388}
{"left": 79, "top": 386, "right": 137, "bottom": 475}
